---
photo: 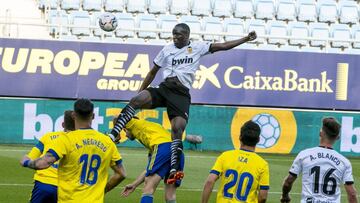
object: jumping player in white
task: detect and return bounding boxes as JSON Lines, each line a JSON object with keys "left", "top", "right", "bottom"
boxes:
{"left": 281, "top": 117, "right": 358, "bottom": 203}
{"left": 108, "top": 23, "right": 257, "bottom": 183}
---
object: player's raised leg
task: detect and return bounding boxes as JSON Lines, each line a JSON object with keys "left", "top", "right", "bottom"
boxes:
{"left": 109, "top": 90, "right": 152, "bottom": 142}
{"left": 140, "top": 175, "right": 162, "bottom": 203}
{"left": 167, "top": 116, "right": 186, "bottom": 184}
{"left": 164, "top": 183, "right": 177, "bottom": 203}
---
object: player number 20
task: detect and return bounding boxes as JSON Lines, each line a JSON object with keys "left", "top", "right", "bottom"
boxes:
{"left": 79, "top": 154, "right": 101, "bottom": 185}
{"left": 223, "top": 170, "right": 254, "bottom": 201}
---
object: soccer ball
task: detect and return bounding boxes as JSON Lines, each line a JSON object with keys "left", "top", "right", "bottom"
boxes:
{"left": 99, "top": 13, "right": 118, "bottom": 32}
{"left": 252, "top": 113, "right": 281, "bottom": 149}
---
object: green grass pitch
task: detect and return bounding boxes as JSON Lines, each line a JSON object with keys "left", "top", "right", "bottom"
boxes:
{"left": 0, "top": 145, "right": 359, "bottom": 203}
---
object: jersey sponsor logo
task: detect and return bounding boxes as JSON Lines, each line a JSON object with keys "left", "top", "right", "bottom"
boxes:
{"left": 231, "top": 108, "right": 297, "bottom": 153}
{"left": 171, "top": 56, "right": 194, "bottom": 66}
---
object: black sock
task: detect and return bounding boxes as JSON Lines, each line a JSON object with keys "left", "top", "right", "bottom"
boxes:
{"left": 110, "top": 105, "right": 135, "bottom": 137}
{"left": 170, "top": 139, "right": 183, "bottom": 171}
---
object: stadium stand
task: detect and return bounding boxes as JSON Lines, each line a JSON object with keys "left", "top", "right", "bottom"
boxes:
{"left": 0, "top": 0, "right": 359, "bottom": 54}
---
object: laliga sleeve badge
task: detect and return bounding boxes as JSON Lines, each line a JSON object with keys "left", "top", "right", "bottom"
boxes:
{"left": 187, "top": 46, "right": 192, "bottom": 53}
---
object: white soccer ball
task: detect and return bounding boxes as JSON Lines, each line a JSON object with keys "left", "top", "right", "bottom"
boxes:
{"left": 252, "top": 113, "right": 281, "bottom": 149}
{"left": 99, "top": 13, "right": 118, "bottom": 32}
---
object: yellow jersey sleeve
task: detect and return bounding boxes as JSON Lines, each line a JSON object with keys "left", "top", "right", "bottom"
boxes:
{"left": 47, "top": 134, "right": 70, "bottom": 161}
{"left": 110, "top": 143, "right": 122, "bottom": 167}
{"left": 259, "top": 162, "right": 270, "bottom": 190}
{"left": 27, "top": 132, "right": 50, "bottom": 159}
{"left": 210, "top": 153, "right": 225, "bottom": 176}
{"left": 27, "top": 144, "right": 42, "bottom": 160}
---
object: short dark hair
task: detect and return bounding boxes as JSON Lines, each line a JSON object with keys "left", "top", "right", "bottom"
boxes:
{"left": 74, "top": 98, "right": 94, "bottom": 120}
{"left": 63, "top": 110, "right": 75, "bottom": 131}
{"left": 240, "top": 120, "right": 261, "bottom": 147}
{"left": 174, "top": 23, "right": 190, "bottom": 35}
{"left": 322, "top": 117, "right": 341, "bottom": 140}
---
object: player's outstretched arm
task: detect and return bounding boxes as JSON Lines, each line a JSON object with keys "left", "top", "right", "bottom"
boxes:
{"left": 121, "top": 170, "right": 146, "bottom": 197}
{"left": 344, "top": 184, "right": 358, "bottom": 203}
{"left": 138, "top": 65, "right": 161, "bottom": 92}
{"left": 258, "top": 189, "right": 268, "bottom": 203}
{"left": 209, "top": 31, "right": 257, "bottom": 53}
{"left": 20, "top": 152, "right": 56, "bottom": 170}
{"left": 281, "top": 174, "right": 297, "bottom": 203}
{"left": 201, "top": 174, "right": 218, "bottom": 203}
{"left": 105, "top": 164, "right": 126, "bottom": 193}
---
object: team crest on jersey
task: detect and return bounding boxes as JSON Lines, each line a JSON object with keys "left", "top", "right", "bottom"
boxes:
{"left": 187, "top": 46, "right": 192, "bottom": 53}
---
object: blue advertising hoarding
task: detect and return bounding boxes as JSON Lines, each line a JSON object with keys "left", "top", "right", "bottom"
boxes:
{"left": 0, "top": 38, "right": 359, "bottom": 110}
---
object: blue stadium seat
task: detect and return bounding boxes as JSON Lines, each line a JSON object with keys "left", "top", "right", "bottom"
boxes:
{"left": 138, "top": 14, "right": 158, "bottom": 39}
{"left": 330, "top": 24, "right": 351, "bottom": 48}
{"left": 276, "top": 0, "right": 296, "bottom": 21}
{"left": 82, "top": 0, "right": 102, "bottom": 11}
{"left": 148, "top": 0, "right": 168, "bottom": 14}
{"left": 169, "top": 0, "right": 189, "bottom": 15}
{"left": 267, "top": 21, "right": 287, "bottom": 45}
{"left": 61, "top": 0, "right": 81, "bottom": 10}
{"left": 247, "top": 19, "right": 267, "bottom": 44}
{"left": 203, "top": 17, "right": 223, "bottom": 42}
{"left": 213, "top": 0, "right": 233, "bottom": 17}
{"left": 48, "top": 10, "right": 69, "bottom": 35}
{"left": 288, "top": 21, "right": 309, "bottom": 47}
{"left": 158, "top": 14, "right": 178, "bottom": 39}
{"left": 191, "top": 0, "right": 212, "bottom": 16}
{"left": 339, "top": 1, "right": 358, "bottom": 25}
{"left": 127, "top": 0, "right": 147, "bottom": 13}
{"left": 104, "top": 0, "right": 125, "bottom": 12}
{"left": 114, "top": 13, "right": 136, "bottom": 38}
{"left": 180, "top": 16, "right": 201, "bottom": 40}
{"left": 309, "top": 23, "right": 329, "bottom": 48}
{"left": 351, "top": 25, "right": 360, "bottom": 49}
{"left": 297, "top": 0, "right": 317, "bottom": 22}
{"left": 38, "top": 0, "right": 58, "bottom": 10}
{"left": 70, "top": 11, "right": 91, "bottom": 36}
{"left": 317, "top": 0, "right": 338, "bottom": 24}
{"left": 255, "top": 0, "right": 275, "bottom": 20}
{"left": 234, "top": 0, "right": 254, "bottom": 19}
{"left": 224, "top": 18, "right": 245, "bottom": 41}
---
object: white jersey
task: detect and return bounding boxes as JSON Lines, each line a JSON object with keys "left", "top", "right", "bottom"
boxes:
{"left": 289, "top": 147, "right": 354, "bottom": 203}
{"left": 153, "top": 41, "right": 211, "bottom": 89}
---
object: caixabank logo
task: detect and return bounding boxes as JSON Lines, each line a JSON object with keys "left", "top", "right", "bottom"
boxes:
{"left": 230, "top": 108, "right": 297, "bottom": 153}
{"left": 193, "top": 63, "right": 349, "bottom": 101}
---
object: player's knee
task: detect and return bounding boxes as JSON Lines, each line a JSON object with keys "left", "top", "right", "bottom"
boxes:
{"left": 171, "top": 127, "right": 183, "bottom": 138}
{"left": 165, "top": 193, "right": 176, "bottom": 202}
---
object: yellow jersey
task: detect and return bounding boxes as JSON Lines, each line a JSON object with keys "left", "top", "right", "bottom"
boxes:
{"left": 126, "top": 119, "right": 172, "bottom": 152}
{"left": 27, "top": 131, "right": 65, "bottom": 186}
{"left": 48, "top": 128, "right": 122, "bottom": 203}
{"left": 211, "top": 149, "right": 269, "bottom": 203}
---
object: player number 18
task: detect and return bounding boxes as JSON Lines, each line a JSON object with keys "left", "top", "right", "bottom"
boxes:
{"left": 223, "top": 169, "right": 254, "bottom": 201}
{"left": 79, "top": 154, "right": 101, "bottom": 185}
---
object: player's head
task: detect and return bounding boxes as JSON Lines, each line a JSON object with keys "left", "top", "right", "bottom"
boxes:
{"left": 320, "top": 117, "right": 341, "bottom": 143}
{"left": 73, "top": 98, "right": 94, "bottom": 122}
{"left": 121, "top": 116, "right": 139, "bottom": 141}
{"left": 240, "top": 120, "right": 261, "bottom": 147}
{"left": 62, "top": 110, "right": 75, "bottom": 132}
{"left": 172, "top": 23, "right": 190, "bottom": 48}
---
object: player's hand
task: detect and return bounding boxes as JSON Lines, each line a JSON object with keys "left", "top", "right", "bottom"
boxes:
{"left": 121, "top": 184, "right": 136, "bottom": 197}
{"left": 20, "top": 155, "right": 30, "bottom": 167}
{"left": 280, "top": 194, "right": 291, "bottom": 203}
{"left": 247, "top": 31, "right": 257, "bottom": 41}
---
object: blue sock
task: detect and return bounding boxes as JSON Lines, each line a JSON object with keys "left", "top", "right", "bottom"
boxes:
{"left": 140, "top": 194, "right": 153, "bottom": 203}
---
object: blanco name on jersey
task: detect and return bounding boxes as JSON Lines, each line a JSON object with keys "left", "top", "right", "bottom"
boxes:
{"left": 289, "top": 147, "right": 354, "bottom": 203}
